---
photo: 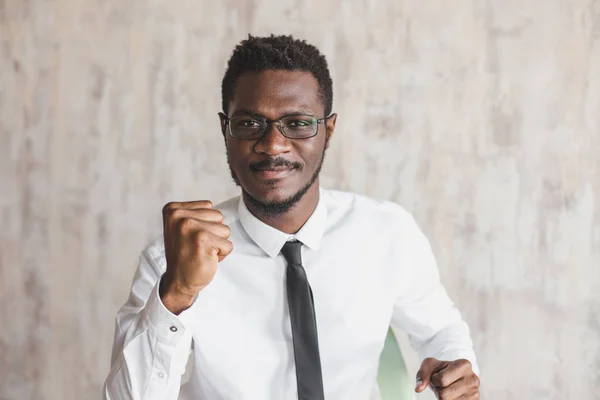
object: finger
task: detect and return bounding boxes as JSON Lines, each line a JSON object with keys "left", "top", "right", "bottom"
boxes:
{"left": 194, "top": 230, "right": 233, "bottom": 261}
{"left": 431, "top": 360, "right": 471, "bottom": 388}
{"left": 163, "top": 200, "right": 213, "bottom": 214}
{"left": 435, "top": 373, "right": 480, "bottom": 400}
{"left": 179, "top": 218, "right": 231, "bottom": 239}
{"left": 457, "top": 389, "right": 480, "bottom": 399}
{"left": 434, "top": 377, "right": 470, "bottom": 400}
{"left": 214, "top": 237, "right": 234, "bottom": 261}
{"left": 165, "top": 207, "right": 225, "bottom": 224}
{"left": 416, "top": 358, "right": 438, "bottom": 393}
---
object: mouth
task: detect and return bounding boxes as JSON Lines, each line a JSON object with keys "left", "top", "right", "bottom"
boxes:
{"left": 252, "top": 167, "right": 296, "bottom": 180}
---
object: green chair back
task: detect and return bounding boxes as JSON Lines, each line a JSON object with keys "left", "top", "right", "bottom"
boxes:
{"left": 377, "top": 328, "right": 413, "bottom": 400}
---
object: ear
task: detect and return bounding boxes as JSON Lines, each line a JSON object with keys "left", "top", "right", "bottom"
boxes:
{"left": 218, "top": 112, "right": 228, "bottom": 138}
{"left": 324, "top": 113, "right": 337, "bottom": 149}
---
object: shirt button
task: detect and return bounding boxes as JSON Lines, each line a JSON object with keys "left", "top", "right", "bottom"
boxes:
{"left": 169, "top": 326, "right": 178, "bottom": 332}
{"left": 158, "top": 372, "right": 165, "bottom": 379}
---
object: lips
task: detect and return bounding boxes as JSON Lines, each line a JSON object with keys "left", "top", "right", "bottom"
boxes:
{"left": 253, "top": 167, "right": 295, "bottom": 179}
{"left": 249, "top": 158, "right": 300, "bottom": 181}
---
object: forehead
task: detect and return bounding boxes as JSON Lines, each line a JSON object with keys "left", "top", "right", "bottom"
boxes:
{"left": 229, "top": 70, "right": 323, "bottom": 117}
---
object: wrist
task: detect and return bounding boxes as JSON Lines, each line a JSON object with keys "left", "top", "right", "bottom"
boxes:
{"left": 159, "top": 274, "right": 197, "bottom": 315}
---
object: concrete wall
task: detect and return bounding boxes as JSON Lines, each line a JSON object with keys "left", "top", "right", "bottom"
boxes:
{"left": 1, "top": 0, "right": 599, "bottom": 399}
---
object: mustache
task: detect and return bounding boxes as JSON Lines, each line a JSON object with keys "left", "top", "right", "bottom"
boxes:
{"left": 250, "top": 158, "right": 302, "bottom": 171}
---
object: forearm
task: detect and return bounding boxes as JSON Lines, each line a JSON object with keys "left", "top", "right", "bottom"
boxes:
{"left": 410, "top": 319, "right": 479, "bottom": 375}
{"left": 104, "top": 334, "right": 190, "bottom": 400}
{"left": 391, "top": 210, "right": 480, "bottom": 375}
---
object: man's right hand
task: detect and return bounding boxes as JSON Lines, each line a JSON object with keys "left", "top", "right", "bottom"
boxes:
{"left": 159, "top": 200, "right": 233, "bottom": 314}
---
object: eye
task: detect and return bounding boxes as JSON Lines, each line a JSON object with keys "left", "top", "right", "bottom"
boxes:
{"left": 234, "top": 119, "right": 261, "bottom": 128}
{"left": 284, "top": 117, "right": 314, "bottom": 128}
{"left": 288, "top": 120, "right": 310, "bottom": 127}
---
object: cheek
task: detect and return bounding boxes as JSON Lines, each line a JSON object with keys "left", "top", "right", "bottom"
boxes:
{"left": 226, "top": 141, "right": 248, "bottom": 166}
{"left": 303, "top": 141, "right": 326, "bottom": 164}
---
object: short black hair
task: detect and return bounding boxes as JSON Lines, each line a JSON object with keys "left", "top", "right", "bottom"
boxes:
{"left": 221, "top": 34, "right": 333, "bottom": 116}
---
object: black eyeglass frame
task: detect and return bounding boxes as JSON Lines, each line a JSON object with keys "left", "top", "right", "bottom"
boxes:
{"left": 219, "top": 112, "right": 333, "bottom": 140}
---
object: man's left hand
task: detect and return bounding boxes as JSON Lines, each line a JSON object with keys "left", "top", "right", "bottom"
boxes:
{"left": 415, "top": 358, "right": 480, "bottom": 399}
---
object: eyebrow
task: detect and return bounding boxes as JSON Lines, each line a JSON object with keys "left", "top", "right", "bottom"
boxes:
{"left": 231, "top": 108, "right": 317, "bottom": 119}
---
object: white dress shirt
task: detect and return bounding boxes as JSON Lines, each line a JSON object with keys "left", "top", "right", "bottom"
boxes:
{"left": 104, "top": 187, "right": 478, "bottom": 400}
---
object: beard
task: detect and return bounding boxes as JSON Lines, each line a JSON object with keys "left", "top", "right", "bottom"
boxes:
{"left": 227, "top": 145, "right": 327, "bottom": 217}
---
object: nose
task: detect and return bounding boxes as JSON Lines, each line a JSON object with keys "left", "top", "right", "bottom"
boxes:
{"left": 253, "top": 122, "right": 292, "bottom": 156}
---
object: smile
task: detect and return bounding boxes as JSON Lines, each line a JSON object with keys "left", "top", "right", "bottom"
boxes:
{"left": 253, "top": 167, "right": 296, "bottom": 180}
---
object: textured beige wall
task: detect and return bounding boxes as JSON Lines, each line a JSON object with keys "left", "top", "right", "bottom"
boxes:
{"left": 1, "top": 0, "right": 599, "bottom": 399}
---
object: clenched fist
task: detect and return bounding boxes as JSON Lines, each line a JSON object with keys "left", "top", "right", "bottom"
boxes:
{"left": 159, "top": 200, "right": 233, "bottom": 314}
{"left": 415, "top": 358, "right": 480, "bottom": 400}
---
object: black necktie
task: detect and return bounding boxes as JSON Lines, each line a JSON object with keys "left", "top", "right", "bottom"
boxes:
{"left": 281, "top": 240, "right": 325, "bottom": 400}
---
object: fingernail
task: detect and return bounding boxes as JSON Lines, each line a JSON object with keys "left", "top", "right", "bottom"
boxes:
{"left": 415, "top": 378, "right": 422, "bottom": 390}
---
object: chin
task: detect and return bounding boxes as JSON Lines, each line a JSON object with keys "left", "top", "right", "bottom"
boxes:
{"left": 248, "top": 185, "right": 294, "bottom": 204}
{"left": 233, "top": 165, "right": 320, "bottom": 214}
{"left": 243, "top": 173, "right": 297, "bottom": 199}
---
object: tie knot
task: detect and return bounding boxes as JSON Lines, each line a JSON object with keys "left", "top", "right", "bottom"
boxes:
{"left": 281, "top": 240, "right": 303, "bottom": 265}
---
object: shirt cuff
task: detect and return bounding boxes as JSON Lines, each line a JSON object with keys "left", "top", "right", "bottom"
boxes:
{"left": 143, "top": 275, "right": 197, "bottom": 347}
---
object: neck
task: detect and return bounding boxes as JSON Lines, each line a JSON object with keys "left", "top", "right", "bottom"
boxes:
{"left": 244, "top": 182, "right": 320, "bottom": 234}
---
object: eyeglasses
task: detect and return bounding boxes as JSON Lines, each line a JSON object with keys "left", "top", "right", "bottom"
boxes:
{"left": 220, "top": 113, "right": 330, "bottom": 140}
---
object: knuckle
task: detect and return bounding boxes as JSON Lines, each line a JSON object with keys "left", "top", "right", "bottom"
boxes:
{"left": 437, "top": 389, "right": 449, "bottom": 400}
{"left": 222, "top": 224, "right": 231, "bottom": 237}
{"left": 194, "top": 229, "right": 209, "bottom": 241}
{"left": 169, "top": 208, "right": 185, "bottom": 220}
{"left": 200, "top": 200, "right": 213, "bottom": 208}
{"left": 179, "top": 218, "right": 195, "bottom": 232}
{"left": 430, "top": 372, "right": 446, "bottom": 387}
{"left": 439, "top": 374, "right": 452, "bottom": 387}
{"left": 211, "top": 209, "right": 224, "bottom": 222}
{"left": 162, "top": 202, "right": 177, "bottom": 215}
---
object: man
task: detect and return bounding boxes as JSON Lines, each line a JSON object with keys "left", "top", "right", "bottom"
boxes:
{"left": 104, "top": 35, "right": 480, "bottom": 400}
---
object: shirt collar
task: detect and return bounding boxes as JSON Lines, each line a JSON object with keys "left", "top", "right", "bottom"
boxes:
{"left": 237, "top": 188, "right": 327, "bottom": 258}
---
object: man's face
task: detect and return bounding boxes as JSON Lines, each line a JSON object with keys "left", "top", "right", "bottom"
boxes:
{"left": 222, "top": 70, "right": 336, "bottom": 213}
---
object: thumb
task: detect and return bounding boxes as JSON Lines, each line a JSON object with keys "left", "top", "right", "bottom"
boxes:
{"left": 415, "top": 358, "right": 437, "bottom": 393}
